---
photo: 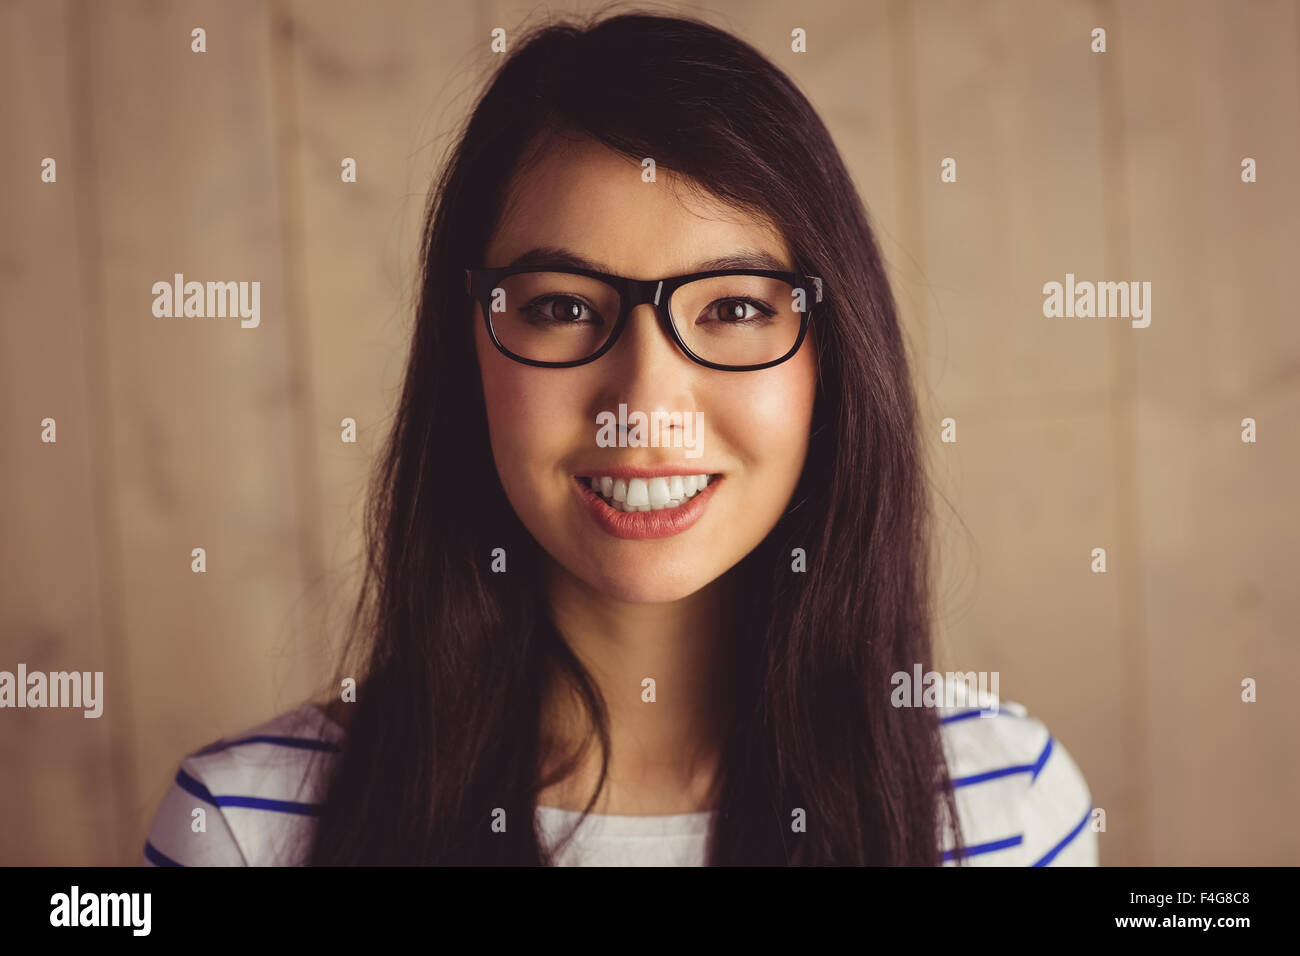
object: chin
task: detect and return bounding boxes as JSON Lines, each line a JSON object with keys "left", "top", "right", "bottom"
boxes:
{"left": 567, "top": 555, "right": 718, "bottom": 605}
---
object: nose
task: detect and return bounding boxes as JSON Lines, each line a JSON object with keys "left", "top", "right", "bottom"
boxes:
{"left": 597, "top": 301, "right": 699, "bottom": 435}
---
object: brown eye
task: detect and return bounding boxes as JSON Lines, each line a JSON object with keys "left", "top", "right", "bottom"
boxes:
{"left": 703, "top": 298, "right": 774, "bottom": 325}
{"left": 524, "top": 295, "right": 598, "bottom": 325}
{"left": 555, "top": 298, "right": 585, "bottom": 321}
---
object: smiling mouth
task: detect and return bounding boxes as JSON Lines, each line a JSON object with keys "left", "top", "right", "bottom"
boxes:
{"left": 574, "top": 474, "right": 723, "bottom": 513}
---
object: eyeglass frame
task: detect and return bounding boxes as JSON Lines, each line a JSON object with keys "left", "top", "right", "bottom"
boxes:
{"left": 465, "top": 265, "right": 824, "bottom": 371}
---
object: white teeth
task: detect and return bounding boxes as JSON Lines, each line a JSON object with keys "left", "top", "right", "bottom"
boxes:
{"left": 625, "top": 478, "right": 649, "bottom": 507}
{"left": 580, "top": 474, "right": 719, "bottom": 513}
{"left": 647, "top": 477, "right": 670, "bottom": 509}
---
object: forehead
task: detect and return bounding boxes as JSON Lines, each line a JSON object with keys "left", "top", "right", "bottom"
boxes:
{"left": 487, "top": 133, "right": 793, "bottom": 278}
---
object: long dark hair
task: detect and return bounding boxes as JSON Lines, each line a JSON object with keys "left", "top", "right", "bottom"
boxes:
{"left": 307, "top": 6, "right": 966, "bottom": 865}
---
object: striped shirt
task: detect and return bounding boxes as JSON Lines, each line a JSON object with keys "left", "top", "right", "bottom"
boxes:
{"left": 140, "top": 694, "right": 1098, "bottom": 866}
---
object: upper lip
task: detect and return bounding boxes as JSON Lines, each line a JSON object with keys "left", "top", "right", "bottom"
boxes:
{"left": 572, "top": 465, "right": 723, "bottom": 480}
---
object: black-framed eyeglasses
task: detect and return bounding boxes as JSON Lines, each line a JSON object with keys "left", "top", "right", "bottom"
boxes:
{"left": 465, "top": 265, "right": 824, "bottom": 371}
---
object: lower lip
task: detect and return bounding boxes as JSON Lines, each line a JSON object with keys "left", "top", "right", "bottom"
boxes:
{"left": 573, "top": 475, "right": 723, "bottom": 540}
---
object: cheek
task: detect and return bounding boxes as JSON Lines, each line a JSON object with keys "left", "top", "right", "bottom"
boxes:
{"left": 719, "top": 350, "right": 818, "bottom": 473}
{"left": 475, "top": 320, "right": 584, "bottom": 493}
{"left": 477, "top": 324, "right": 539, "bottom": 475}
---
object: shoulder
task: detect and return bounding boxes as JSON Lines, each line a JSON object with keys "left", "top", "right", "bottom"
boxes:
{"left": 935, "top": 684, "right": 1097, "bottom": 866}
{"left": 140, "top": 701, "right": 345, "bottom": 867}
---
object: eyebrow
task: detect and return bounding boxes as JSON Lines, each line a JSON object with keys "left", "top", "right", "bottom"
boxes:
{"left": 504, "top": 245, "right": 793, "bottom": 275}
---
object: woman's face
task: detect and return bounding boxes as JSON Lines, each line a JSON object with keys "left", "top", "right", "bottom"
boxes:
{"left": 474, "top": 133, "right": 818, "bottom": 603}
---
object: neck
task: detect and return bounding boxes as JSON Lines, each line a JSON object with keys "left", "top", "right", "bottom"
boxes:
{"left": 537, "top": 557, "right": 737, "bottom": 816}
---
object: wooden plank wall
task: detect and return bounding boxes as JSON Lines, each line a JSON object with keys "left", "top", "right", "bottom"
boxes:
{"left": 1, "top": 0, "right": 1295, "bottom": 865}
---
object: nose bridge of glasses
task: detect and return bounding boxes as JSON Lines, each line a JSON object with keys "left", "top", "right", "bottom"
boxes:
{"left": 615, "top": 277, "right": 679, "bottom": 345}
{"left": 622, "top": 277, "right": 670, "bottom": 314}
{"left": 618, "top": 278, "right": 679, "bottom": 354}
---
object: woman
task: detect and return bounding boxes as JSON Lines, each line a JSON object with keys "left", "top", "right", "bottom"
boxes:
{"left": 142, "top": 10, "right": 1096, "bottom": 866}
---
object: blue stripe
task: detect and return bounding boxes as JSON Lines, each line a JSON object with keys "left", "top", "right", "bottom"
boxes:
{"left": 143, "top": 840, "right": 184, "bottom": 867}
{"left": 174, "top": 767, "right": 320, "bottom": 816}
{"left": 951, "top": 736, "right": 1054, "bottom": 789}
{"left": 1029, "top": 736, "right": 1053, "bottom": 782}
{"left": 940, "top": 708, "right": 1017, "bottom": 725}
{"left": 943, "top": 833, "right": 1023, "bottom": 862}
{"left": 214, "top": 795, "right": 320, "bottom": 816}
{"left": 176, "top": 767, "right": 217, "bottom": 806}
{"left": 1031, "top": 804, "right": 1093, "bottom": 866}
{"left": 191, "top": 734, "right": 340, "bottom": 756}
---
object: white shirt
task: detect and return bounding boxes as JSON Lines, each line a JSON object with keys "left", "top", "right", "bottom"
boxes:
{"left": 140, "top": 694, "right": 1098, "bottom": 866}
